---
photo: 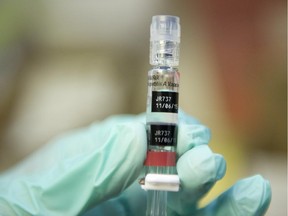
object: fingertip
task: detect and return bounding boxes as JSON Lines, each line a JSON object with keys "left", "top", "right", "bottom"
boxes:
{"left": 177, "top": 145, "right": 225, "bottom": 191}
{"left": 232, "top": 175, "right": 272, "bottom": 215}
{"left": 199, "top": 175, "right": 272, "bottom": 216}
{"left": 214, "top": 154, "right": 226, "bottom": 180}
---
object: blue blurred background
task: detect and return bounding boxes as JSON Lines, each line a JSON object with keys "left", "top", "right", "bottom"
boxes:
{"left": 0, "top": 1, "right": 286, "bottom": 215}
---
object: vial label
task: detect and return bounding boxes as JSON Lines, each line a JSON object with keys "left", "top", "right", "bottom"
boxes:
{"left": 151, "top": 91, "right": 178, "bottom": 113}
{"left": 150, "top": 124, "right": 177, "bottom": 146}
{"left": 144, "top": 151, "right": 176, "bottom": 166}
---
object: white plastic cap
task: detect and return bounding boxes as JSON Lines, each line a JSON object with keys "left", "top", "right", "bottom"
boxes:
{"left": 150, "top": 15, "right": 180, "bottom": 42}
{"left": 141, "top": 174, "right": 180, "bottom": 192}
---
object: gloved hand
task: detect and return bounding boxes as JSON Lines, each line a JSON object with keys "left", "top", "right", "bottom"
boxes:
{"left": 0, "top": 112, "right": 271, "bottom": 216}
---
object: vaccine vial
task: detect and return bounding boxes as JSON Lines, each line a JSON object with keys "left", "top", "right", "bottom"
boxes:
{"left": 142, "top": 15, "right": 181, "bottom": 216}
{"left": 145, "top": 15, "right": 180, "bottom": 185}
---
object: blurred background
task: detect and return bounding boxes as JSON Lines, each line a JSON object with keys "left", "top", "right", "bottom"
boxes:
{"left": 0, "top": 0, "right": 286, "bottom": 215}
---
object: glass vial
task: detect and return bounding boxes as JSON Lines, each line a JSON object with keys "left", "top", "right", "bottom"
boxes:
{"left": 144, "top": 15, "right": 181, "bottom": 216}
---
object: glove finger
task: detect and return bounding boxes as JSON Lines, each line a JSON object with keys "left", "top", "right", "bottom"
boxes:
{"left": 177, "top": 123, "right": 211, "bottom": 157}
{"left": 0, "top": 120, "right": 147, "bottom": 215}
{"left": 86, "top": 122, "right": 147, "bottom": 204}
{"left": 197, "top": 175, "right": 271, "bottom": 216}
{"left": 168, "top": 145, "right": 226, "bottom": 215}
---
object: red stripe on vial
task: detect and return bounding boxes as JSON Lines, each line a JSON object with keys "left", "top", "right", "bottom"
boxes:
{"left": 144, "top": 151, "right": 176, "bottom": 166}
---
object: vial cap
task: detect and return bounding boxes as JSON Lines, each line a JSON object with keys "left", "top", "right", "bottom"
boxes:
{"left": 150, "top": 15, "right": 180, "bottom": 42}
{"left": 141, "top": 174, "right": 180, "bottom": 192}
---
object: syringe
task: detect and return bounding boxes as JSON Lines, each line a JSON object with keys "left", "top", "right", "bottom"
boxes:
{"left": 140, "top": 15, "right": 181, "bottom": 216}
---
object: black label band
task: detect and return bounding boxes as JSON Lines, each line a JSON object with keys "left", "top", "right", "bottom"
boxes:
{"left": 149, "top": 124, "right": 177, "bottom": 146}
{"left": 151, "top": 91, "right": 178, "bottom": 113}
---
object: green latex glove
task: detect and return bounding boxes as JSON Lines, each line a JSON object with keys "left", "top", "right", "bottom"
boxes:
{"left": 0, "top": 112, "right": 271, "bottom": 216}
